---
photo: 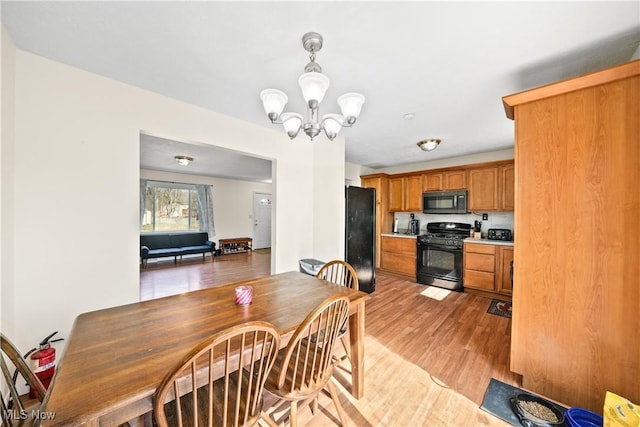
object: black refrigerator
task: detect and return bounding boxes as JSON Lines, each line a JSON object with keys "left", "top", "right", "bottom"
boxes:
{"left": 345, "top": 186, "right": 376, "bottom": 293}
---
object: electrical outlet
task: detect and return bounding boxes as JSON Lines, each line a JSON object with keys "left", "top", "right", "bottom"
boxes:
{"left": 482, "top": 213, "right": 488, "bottom": 220}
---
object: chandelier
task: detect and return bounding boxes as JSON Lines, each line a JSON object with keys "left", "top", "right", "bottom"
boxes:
{"left": 260, "top": 32, "right": 365, "bottom": 141}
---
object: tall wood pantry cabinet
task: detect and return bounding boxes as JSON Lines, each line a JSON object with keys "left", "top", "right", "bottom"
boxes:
{"left": 360, "top": 174, "right": 392, "bottom": 269}
{"left": 503, "top": 59, "right": 639, "bottom": 413}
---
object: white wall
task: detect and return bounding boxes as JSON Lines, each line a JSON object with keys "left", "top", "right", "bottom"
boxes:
{"left": 1, "top": 26, "right": 17, "bottom": 339}
{"left": 373, "top": 148, "right": 514, "bottom": 175}
{"left": 345, "top": 161, "right": 371, "bottom": 187}
{"left": 140, "top": 168, "right": 273, "bottom": 244}
{"left": 312, "top": 140, "right": 346, "bottom": 263}
{"left": 3, "top": 46, "right": 344, "bottom": 351}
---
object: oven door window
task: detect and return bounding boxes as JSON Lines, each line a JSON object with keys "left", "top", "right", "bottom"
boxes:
{"left": 420, "top": 246, "right": 462, "bottom": 280}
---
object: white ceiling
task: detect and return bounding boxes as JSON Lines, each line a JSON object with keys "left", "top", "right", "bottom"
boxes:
{"left": 2, "top": 1, "right": 639, "bottom": 179}
{"left": 140, "top": 134, "right": 273, "bottom": 183}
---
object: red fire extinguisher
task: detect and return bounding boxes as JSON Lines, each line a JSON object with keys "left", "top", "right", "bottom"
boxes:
{"left": 17, "top": 332, "right": 64, "bottom": 398}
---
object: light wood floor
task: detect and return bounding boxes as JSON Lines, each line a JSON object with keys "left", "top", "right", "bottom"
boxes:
{"left": 139, "top": 250, "right": 272, "bottom": 301}
{"left": 140, "top": 251, "right": 522, "bottom": 420}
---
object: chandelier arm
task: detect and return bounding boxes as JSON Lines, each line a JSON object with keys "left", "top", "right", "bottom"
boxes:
{"left": 319, "top": 114, "right": 358, "bottom": 129}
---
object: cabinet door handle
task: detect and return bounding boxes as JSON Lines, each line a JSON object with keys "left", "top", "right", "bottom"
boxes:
{"left": 510, "top": 260, "right": 514, "bottom": 284}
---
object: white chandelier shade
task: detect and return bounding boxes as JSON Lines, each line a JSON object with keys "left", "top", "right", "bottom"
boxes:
{"left": 337, "top": 93, "right": 365, "bottom": 124}
{"left": 298, "top": 72, "right": 330, "bottom": 104}
{"left": 280, "top": 112, "right": 303, "bottom": 138}
{"left": 260, "top": 32, "right": 365, "bottom": 141}
{"left": 259, "top": 89, "right": 288, "bottom": 120}
{"left": 322, "top": 114, "right": 344, "bottom": 140}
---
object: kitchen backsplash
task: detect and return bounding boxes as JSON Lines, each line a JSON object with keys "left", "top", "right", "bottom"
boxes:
{"left": 394, "top": 211, "right": 514, "bottom": 237}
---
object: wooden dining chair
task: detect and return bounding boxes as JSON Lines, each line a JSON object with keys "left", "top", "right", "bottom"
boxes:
{"left": 316, "top": 260, "right": 359, "bottom": 291}
{"left": 261, "top": 294, "right": 350, "bottom": 427}
{"left": 316, "top": 260, "right": 359, "bottom": 365}
{"left": 1, "top": 333, "right": 47, "bottom": 426}
{"left": 154, "top": 321, "right": 280, "bottom": 427}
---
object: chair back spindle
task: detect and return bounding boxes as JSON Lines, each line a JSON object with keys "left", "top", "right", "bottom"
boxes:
{"left": 316, "top": 260, "right": 359, "bottom": 290}
{"left": 1, "top": 333, "right": 47, "bottom": 426}
{"left": 262, "top": 295, "right": 350, "bottom": 426}
{"left": 154, "top": 322, "right": 280, "bottom": 427}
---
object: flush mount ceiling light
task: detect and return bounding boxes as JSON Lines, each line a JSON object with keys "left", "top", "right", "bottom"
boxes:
{"left": 174, "top": 155, "right": 193, "bottom": 166}
{"left": 417, "top": 139, "right": 442, "bottom": 152}
{"left": 260, "top": 32, "right": 365, "bottom": 141}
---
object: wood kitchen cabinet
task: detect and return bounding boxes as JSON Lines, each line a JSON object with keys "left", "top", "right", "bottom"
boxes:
{"left": 423, "top": 170, "right": 466, "bottom": 191}
{"left": 499, "top": 163, "right": 515, "bottom": 211}
{"left": 503, "top": 59, "right": 639, "bottom": 411}
{"left": 467, "top": 161, "right": 514, "bottom": 212}
{"left": 380, "top": 236, "right": 416, "bottom": 279}
{"left": 463, "top": 242, "right": 513, "bottom": 299}
{"left": 389, "top": 175, "right": 421, "bottom": 212}
{"left": 388, "top": 177, "right": 404, "bottom": 212}
{"left": 360, "top": 173, "right": 392, "bottom": 269}
{"left": 496, "top": 246, "right": 513, "bottom": 295}
{"left": 464, "top": 243, "right": 496, "bottom": 292}
{"left": 467, "top": 167, "right": 499, "bottom": 211}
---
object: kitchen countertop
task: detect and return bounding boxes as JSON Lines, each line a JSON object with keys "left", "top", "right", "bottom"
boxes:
{"left": 464, "top": 238, "right": 514, "bottom": 247}
{"left": 381, "top": 233, "right": 418, "bottom": 239}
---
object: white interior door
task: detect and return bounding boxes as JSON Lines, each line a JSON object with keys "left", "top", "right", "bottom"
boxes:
{"left": 253, "top": 193, "right": 272, "bottom": 249}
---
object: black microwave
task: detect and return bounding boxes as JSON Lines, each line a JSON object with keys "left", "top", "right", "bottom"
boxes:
{"left": 422, "top": 190, "right": 468, "bottom": 214}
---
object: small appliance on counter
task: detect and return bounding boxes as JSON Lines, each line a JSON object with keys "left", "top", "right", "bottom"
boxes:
{"left": 409, "top": 213, "right": 420, "bottom": 235}
{"left": 472, "top": 220, "right": 482, "bottom": 239}
{"left": 393, "top": 218, "right": 399, "bottom": 233}
{"left": 488, "top": 228, "right": 513, "bottom": 241}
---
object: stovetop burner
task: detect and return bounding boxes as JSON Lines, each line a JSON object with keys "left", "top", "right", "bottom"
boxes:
{"left": 417, "top": 222, "right": 472, "bottom": 247}
{"left": 425, "top": 222, "right": 472, "bottom": 236}
{"left": 423, "top": 233, "right": 466, "bottom": 239}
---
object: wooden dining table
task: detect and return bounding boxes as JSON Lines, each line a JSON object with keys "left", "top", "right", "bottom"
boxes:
{"left": 38, "top": 271, "right": 369, "bottom": 426}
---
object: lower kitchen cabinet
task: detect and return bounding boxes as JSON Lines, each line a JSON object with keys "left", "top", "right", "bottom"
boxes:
{"left": 463, "top": 242, "right": 513, "bottom": 299}
{"left": 380, "top": 235, "right": 416, "bottom": 279}
{"left": 496, "top": 246, "right": 513, "bottom": 295}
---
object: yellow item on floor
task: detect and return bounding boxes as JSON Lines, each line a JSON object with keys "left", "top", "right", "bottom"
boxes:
{"left": 604, "top": 391, "right": 639, "bottom": 427}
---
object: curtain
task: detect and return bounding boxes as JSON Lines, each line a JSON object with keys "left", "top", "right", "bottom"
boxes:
{"left": 140, "top": 179, "right": 148, "bottom": 229}
{"left": 196, "top": 184, "right": 215, "bottom": 237}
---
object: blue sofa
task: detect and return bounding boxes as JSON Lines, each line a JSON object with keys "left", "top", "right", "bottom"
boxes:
{"left": 140, "top": 232, "right": 216, "bottom": 266}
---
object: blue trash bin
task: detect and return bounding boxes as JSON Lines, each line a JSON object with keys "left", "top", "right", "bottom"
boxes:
{"left": 566, "top": 408, "right": 603, "bottom": 427}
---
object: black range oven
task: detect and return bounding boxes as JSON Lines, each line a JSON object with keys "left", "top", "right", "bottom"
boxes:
{"left": 417, "top": 222, "right": 472, "bottom": 291}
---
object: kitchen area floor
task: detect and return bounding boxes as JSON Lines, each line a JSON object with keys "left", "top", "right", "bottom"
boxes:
{"left": 140, "top": 251, "right": 521, "bottom": 407}
{"left": 367, "top": 271, "right": 521, "bottom": 405}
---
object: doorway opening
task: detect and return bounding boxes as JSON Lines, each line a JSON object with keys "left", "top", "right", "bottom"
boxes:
{"left": 139, "top": 132, "right": 274, "bottom": 300}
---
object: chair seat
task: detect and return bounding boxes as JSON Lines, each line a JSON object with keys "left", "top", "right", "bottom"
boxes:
{"left": 264, "top": 342, "right": 335, "bottom": 401}
{"left": 260, "top": 295, "right": 350, "bottom": 427}
{"left": 154, "top": 322, "right": 280, "bottom": 427}
{"left": 164, "top": 369, "right": 262, "bottom": 427}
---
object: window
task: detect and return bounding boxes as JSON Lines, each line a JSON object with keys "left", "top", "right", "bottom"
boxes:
{"left": 142, "top": 182, "right": 199, "bottom": 232}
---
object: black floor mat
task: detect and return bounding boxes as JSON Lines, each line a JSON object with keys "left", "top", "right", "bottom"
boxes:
{"left": 481, "top": 378, "right": 567, "bottom": 426}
